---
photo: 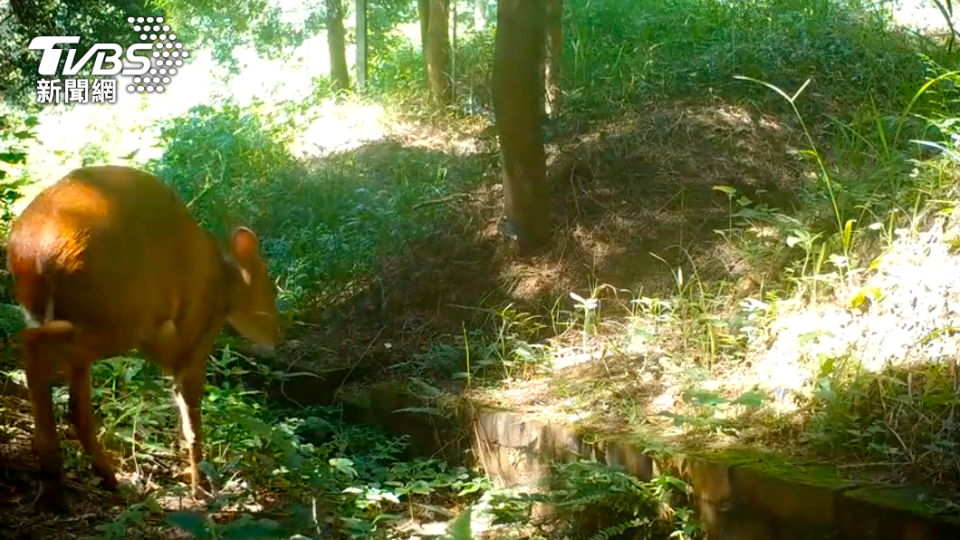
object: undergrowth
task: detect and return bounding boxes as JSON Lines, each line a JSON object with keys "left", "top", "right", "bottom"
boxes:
{"left": 3, "top": 344, "right": 699, "bottom": 539}
{"left": 68, "top": 349, "right": 490, "bottom": 540}
{"left": 461, "top": 20, "right": 960, "bottom": 494}
{"left": 146, "top": 95, "right": 492, "bottom": 314}
{"left": 479, "top": 460, "right": 701, "bottom": 540}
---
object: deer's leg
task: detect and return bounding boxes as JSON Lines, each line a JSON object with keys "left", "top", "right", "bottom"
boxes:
{"left": 68, "top": 362, "right": 118, "bottom": 489}
{"left": 23, "top": 328, "right": 68, "bottom": 514}
{"left": 172, "top": 342, "right": 214, "bottom": 498}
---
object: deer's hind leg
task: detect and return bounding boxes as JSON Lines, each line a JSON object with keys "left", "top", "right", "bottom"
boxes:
{"left": 68, "top": 361, "right": 118, "bottom": 490}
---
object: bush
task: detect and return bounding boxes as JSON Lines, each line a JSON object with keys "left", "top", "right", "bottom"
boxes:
{"left": 149, "top": 97, "right": 488, "bottom": 313}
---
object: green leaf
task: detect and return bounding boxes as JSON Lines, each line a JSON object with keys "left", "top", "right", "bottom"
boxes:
{"left": 664, "top": 476, "right": 689, "bottom": 491}
{"left": 406, "top": 479, "right": 433, "bottom": 495}
{"left": 842, "top": 219, "right": 856, "bottom": 246}
{"left": 446, "top": 507, "right": 473, "bottom": 540}
{"left": 731, "top": 390, "right": 767, "bottom": 410}
{"left": 94, "top": 519, "right": 130, "bottom": 539}
{"left": 0, "top": 152, "right": 27, "bottom": 165}
{"left": 409, "top": 377, "right": 442, "bottom": 398}
{"left": 849, "top": 286, "right": 882, "bottom": 310}
{"left": 819, "top": 355, "right": 837, "bottom": 377}
{"left": 658, "top": 410, "right": 687, "bottom": 426}
{"left": 330, "top": 457, "right": 357, "bottom": 478}
{"left": 240, "top": 416, "right": 274, "bottom": 437}
{"left": 682, "top": 389, "right": 726, "bottom": 408}
{"left": 220, "top": 515, "right": 286, "bottom": 540}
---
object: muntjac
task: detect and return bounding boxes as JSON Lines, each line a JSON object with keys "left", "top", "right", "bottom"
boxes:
{"left": 5, "top": 165, "right": 279, "bottom": 513}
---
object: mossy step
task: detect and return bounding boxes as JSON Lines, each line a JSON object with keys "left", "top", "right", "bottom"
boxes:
{"left": 465, "top": 404, "right": 960, "bottom": 540}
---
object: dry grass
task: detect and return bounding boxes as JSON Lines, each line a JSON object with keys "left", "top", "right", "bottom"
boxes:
{"left": 490, "top": 97, "right": 805, "bottom": 306}
{"left": 467, "top": 157, "right": 960, "bottom": 496}
{"left": 436, "top": 78, "right": 960, "bottom": 498}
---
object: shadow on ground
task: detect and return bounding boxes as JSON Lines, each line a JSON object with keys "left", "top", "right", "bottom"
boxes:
{"left": 269, "top": 93, "right": 811, "bottom": 408}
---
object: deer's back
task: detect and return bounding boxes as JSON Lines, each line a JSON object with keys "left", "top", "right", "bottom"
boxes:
{"left": 6, "top": 165, "right": 227, "bottom": 360}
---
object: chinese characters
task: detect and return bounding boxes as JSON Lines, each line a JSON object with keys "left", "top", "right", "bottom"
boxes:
{"left": 36, "top": 78, "right": 117, "bottom": 104}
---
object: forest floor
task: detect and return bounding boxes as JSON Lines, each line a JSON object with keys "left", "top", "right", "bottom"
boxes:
{"left": 5, "top": 70, "right": 960, "bottom": 540}
{"left": 4, "top": 1, "right": 960, "bottom": 538}
{"left": 0, "top": 89, "right": 828, "bottom": 539}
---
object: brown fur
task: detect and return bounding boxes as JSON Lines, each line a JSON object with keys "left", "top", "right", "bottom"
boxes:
{"left": 5, "top": 165, "right": 279, "bottom": 514}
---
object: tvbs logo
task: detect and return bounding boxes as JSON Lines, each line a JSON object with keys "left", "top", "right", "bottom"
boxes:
{"left": 29, "top": 15, "right": 189, "bottom": 104}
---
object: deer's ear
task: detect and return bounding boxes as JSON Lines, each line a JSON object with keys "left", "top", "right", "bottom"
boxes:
{"left": 232, "top": 227, "right": 261, "bottom": 261}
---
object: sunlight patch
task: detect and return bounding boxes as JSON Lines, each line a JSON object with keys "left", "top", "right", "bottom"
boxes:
{"left": 756, "top": 216, "right": 960, "bottom": 398}
{"left": 292, "top": 101, "right": 387, "bottom": 156}
{"left": 550, "top": 347, "right": 606, "bottom": 370}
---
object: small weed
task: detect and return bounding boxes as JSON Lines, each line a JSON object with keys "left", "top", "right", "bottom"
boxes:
{"left": 481, "top": 460, "right": 701, "bottom": 540}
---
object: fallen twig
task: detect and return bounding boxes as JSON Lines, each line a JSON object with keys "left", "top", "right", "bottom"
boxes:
{"left": 412, "top": 193, "right": 471, "bottom": 211}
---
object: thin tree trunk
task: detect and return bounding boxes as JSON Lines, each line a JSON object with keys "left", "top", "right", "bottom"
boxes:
{"left": 427, "top": 0, "right": 451, "bottom": 106}
{"left": 356, "top": 0, "right": 367, "bottom": 92}
{"left": 474, "top": 0, "right": 485, "bottom": 29}
{"left": 544, "top": 0, "right": 562, "bottom": 119}
{"left": 451, "top": 0, "right": 457, "bottom": 102}
{"left": 418, "top": 0, "right": 430, "bottom": 82}
{"left": 493, "top": 0, "right": 550, "bottom": 254}
{"left": 326, "top": 0, "right": 350, "bottom": 93}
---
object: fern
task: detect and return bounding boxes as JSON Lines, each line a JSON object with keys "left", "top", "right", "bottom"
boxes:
{"left": 0, "top": 303, "right": 25, "bottom": 337}
{"left": 588, "top": 516, "right": 654, "bottom": 540}
{"left": 482, "top": 460, "right": 699, "bottom": 539}
{"left": 537, "top": 460, "right": 700, "bottom": 539}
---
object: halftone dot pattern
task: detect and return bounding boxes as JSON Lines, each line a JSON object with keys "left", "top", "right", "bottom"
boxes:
{"left": 126, "top": 14, "right": 186, "bottom": 93}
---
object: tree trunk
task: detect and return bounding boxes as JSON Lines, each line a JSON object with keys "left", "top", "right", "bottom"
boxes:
{"left": 451, "top": 0, "right": 457, "bottom": 102}
{"left": 356, "top": 0, "right": 367, "bottom": 92}
{"left": 474, "top": 0, "right": 485, "bottom": 29}
{"left": 326, "top": 0, "right": 350, "bottom": 93}
{"left": 493, "top": 0, "right": 551, "bottom": 254}
{"left": 427, "top": 0, "right": 451, "bottom": 106}
{"left": 544, "top": 0, "right": 562, "bottom": 119}
{"left": 418, "top": 0, "right": 430, "bottom": 82}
